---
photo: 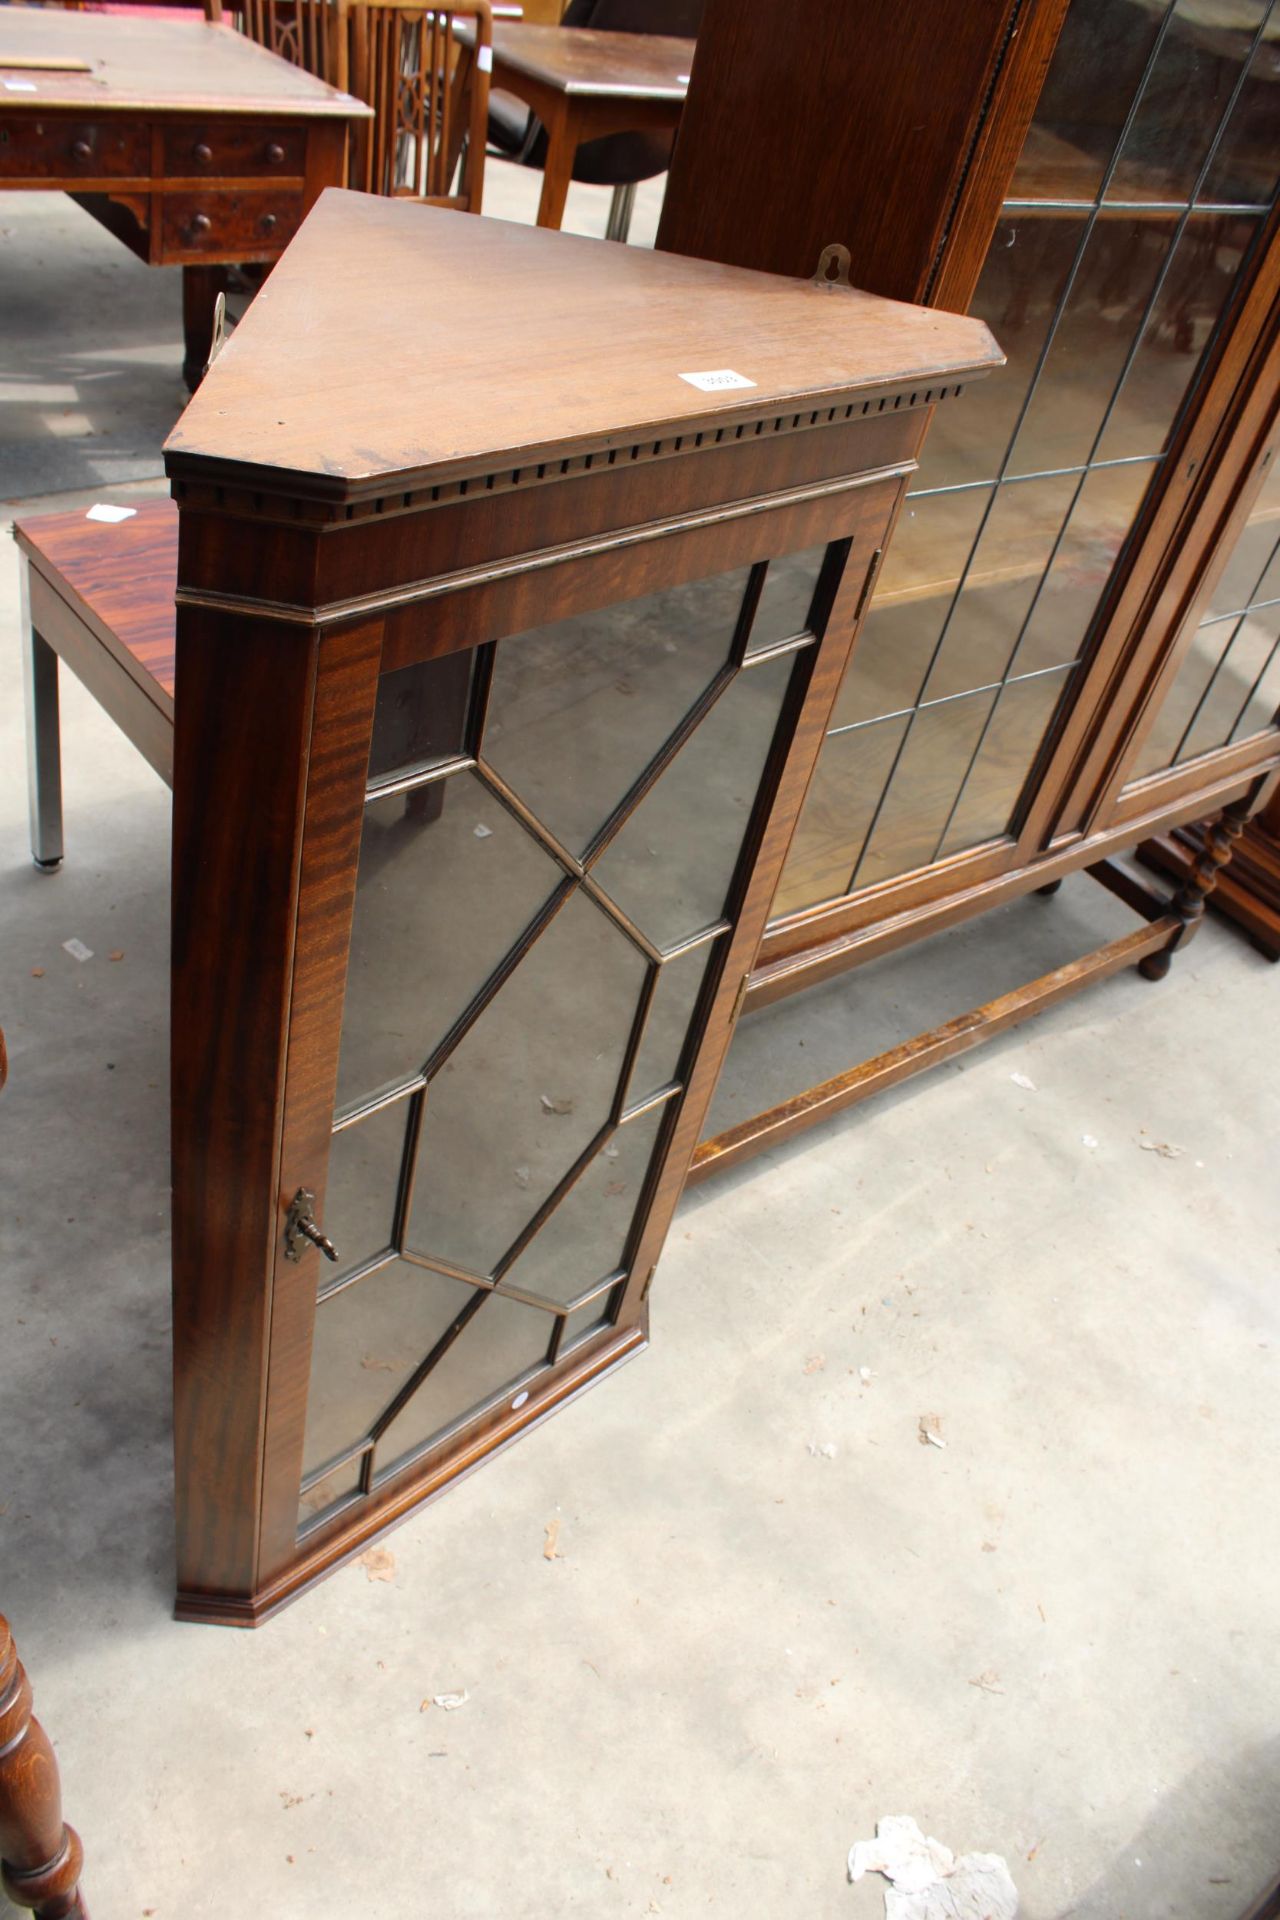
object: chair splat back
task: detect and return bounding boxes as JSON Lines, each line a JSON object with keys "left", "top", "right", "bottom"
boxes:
{"left": 345, "top": 0, "right": 491, "bottom": 210}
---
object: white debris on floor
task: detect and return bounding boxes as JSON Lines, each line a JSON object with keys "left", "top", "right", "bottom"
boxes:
{"left": 848, "top": 1815, "right": 1018, "bottom": 1919}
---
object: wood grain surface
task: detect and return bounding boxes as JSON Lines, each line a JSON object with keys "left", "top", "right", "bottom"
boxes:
{"left": 165, "top": 189, "right": 1002, "bottom": 491}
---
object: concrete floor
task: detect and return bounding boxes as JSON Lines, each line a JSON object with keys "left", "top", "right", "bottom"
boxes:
{"left": 2, "top": 173, "right": 1280, "bottom": 1920}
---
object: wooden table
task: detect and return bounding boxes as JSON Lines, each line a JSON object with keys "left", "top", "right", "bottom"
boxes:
{"left": 467, "top": 19, "right": 692, "bottom": 229}
{"left": 0, "top": 8, "right": 368, "bottom": 387}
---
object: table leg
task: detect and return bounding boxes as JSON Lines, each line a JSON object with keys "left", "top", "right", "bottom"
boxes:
{"left": 21, "top": 579, "right": 63, "bottom": 872}
{"left": 535, "top": 104, "right": 578, "bottom": 230}
{"left": 0, "top": 1616, "right": 86, "bottom": 1920}
{"left": 181, "top": 264, "right": 229, "bottom": 393}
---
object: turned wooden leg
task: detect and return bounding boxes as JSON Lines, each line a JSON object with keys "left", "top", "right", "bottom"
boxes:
{"left": 1139, "top": 791, "right": 1254, "bottom": 982}
{"left": 0, "top": 1618, "right": 86, "bottom": 1920}
{"left": 1035, "top": 877, "right": 1063, "bottom": 897}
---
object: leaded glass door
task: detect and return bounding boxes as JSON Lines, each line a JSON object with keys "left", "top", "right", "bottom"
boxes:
{"left": 767, "top": 0, "right": 1280, "bottom": 941}
{"left": 294, "top": 541, "right": 852, "bottom": 1539}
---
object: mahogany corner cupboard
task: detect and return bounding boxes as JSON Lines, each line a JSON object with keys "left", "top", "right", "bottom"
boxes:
{"left": 658, "top": 0, "right": 1280, "bottom": 1174}
{"left": 155, "top": 191, "right": 997, "bottom": 1622}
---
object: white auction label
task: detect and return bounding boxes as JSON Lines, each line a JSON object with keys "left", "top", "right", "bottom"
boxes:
{"left": 4, "top": 80, "right": 38, "bottom": 92}
{"left": 478, "top": 43, "right": 493, "bottom": 70}
{"left": 679, "top": 368, "right": 757, "bottom": 392}
{"left": 86, "top": 503, "right": 138, "bottom": 524}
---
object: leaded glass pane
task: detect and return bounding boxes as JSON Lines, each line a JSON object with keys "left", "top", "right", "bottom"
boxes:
{"left": 406, "top": 887, "right": 646, "bottom": 1278}
{"left": 830, "top": 489, "right": 993, "bottom": 728}
{"left": 559, "top": 1292, "right": 618, "bottom": 1357}
{"left": 1010, "top": 0, "right": 1167, "bottom": 203}
{"left": 301, "top": 1260, "right": 477, "bottom": 1478}
{"left": 592, "top": 649, "right": 795, "bottom": 951}
{"left": 854, "top": 690, "right": 998, "bottom": 890}
{"left": 374, "top": 1291, "right": 555, "bottom": 1481}
{"left": 939, "top": 665, "right": 1076, "bottom": 858}
{"left": 1009, "top": 460, "right": 1158, "bottom": 679}
{"left": 1201, "top": 7, "right": 1280, "bottom": 205}
{"left": 325, "top": 1099, "right": 410, "bottom": 1283}
{"left": 298, "top": 1458, "right": 364, "bottom": 1534}
{"left": 498, "top": 1103, "right": 667, "bottom": 1309}
{"left": 772, "top": 714, "right": 910, "bottom": 919}
{"left": 625, "top": 938, "right": 721, "bottom": 1106}
{"left": 1133, "top": 618, "right": 1235, "bottom": 776}
{"left": 747, "top": 545, "right": 829, "bottom": 653}
{"left": 337, "top": 768, "right": 563, "bottom": 1113}
{"left": 1179, "top": 602, "right": 1280, "bottom": 761}
{"left": 484, "top": 568, "right": 748, "bottom": 855}
{"left": 1207, "top": 457, "right": 1280, "bottom": 617}
{"left": 1106, "top": 0, "right": 1268, "bottom": 204}
{"left": 1231, "top": 636, "right": 1280, "bottom": 741}
{"left": 367, "top": 650, "right": 473, "bottom": 786}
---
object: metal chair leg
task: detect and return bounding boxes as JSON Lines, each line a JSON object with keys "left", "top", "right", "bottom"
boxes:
{"left": 605, "top": 180, "right": 636, "bottom": 243}
{"left": 22, "top": 605, "right": 64, "bottom": 873}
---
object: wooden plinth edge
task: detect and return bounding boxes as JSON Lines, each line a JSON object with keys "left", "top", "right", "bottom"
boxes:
{"left": 174, "top": 1321, "right": 648, "bottom": 1627}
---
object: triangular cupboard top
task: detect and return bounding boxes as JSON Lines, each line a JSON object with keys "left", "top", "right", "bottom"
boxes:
{"left": 165, "top": 191, "right": 1001, "bottom": 501}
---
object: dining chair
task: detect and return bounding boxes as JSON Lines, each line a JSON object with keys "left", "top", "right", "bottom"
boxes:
{"left": 236, "top": 0, "right": 339, "bottom": 79}
{"left": 343, "top": 0, "right": 492, "bottom": 208}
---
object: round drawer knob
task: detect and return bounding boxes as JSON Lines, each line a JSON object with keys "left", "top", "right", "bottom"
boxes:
{"left": 265, "top": 142, "right": 286, "bottom": 165}
{"left": 71, "top": 139, "right": 93, "bottom": 163}
{"left": 188, "top": 212, "right": 213, "bottom": 237}
{"left": 258, "top": 212, "right": 278, "bottom": 235}
{"left": 193, "top": 142, "right": 213, "bottom": 166}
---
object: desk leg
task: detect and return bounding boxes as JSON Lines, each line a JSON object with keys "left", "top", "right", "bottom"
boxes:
{"left": 181, "top": 265, "right": 229, "bottom": 393}
{"left": 536, "top": 105, "right": 578, "bottom": 230}
{"left": 21, "top": 567, "right": 63, "bottom": 873}
{"left": 0, "top": 1617, "right": 86, "bottom": 1920}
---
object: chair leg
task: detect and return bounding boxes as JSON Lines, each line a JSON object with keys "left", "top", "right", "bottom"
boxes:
{"left": 0, "top": 1616, "right": 86, "bottom": 1920}
{"left": 605, "top": 180, "right": 636, "bottom": 243}
{"left": 22, "top": 620, "right": 63, "bottom": 873}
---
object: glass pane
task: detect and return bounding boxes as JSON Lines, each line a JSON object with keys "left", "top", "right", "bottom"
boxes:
{"left": 920, "top": 473, "right": 1080, "bottom": 702}
{"left": 592, "top": 649, "right": 795, "bottom": 951}
{"left": 747, "top": 545, "right": 829, "bottom": 652}
{"left": 771, "top": 713, "right": 910, "bottom": 919}
{"left": 854, "top": 690, "right": 998, "bottom": 890}
{"left": 1131, "top": 616, "right": 1235, "bottom": 775}
{"left": 1179, "top": 602, "right": 1280, "bottom": 760}
{"left": 1207, "top": 456, "right": 1280, "bottom": 616}
{"left": 1010, "top": 0, "right": 1168, "bottom": 203}
{"left": 336, "top": 768, "right": 563, "bottom": 1113}
{"left": 1107, "top": 0, "right": 1268, "bottom": 204}
{"left": 298, "top": 1457, "right": 364, "bottom": 1533}
{"left": 625, "top": 937, "right": 720, "bottom": 1105}
{"left": 483, "top": 569, "right": 747, "bottom": 855}
{"left": 1201, "top": 8, "right": 1280, "bottom": 205}
{"left": 325, "top": 1099, "right": 410, "bottom": 1283}
{"left": 301, "top": 1260, "right": 478, "bottom": 1477}
{"left": 1097, "top": 213, "right": 1263, "bottom": 464}
{"left": 374, "top": 1290, "right": 554, "bottom": 1479}
{"left": 559, "top": 1290, "right": 618, "bottom": 1356}
{"left": 1230, "top": 634, "right": 1280, "bottom": 740}
{"left": 919, "top": 219, "right": 1088, "bottom": 491}
{"left": 830, "top": 488, "right": 993, "bottom": 728}
{"left": 498, "top": 1103, "right": 666, "bottom": 1308}
{"left": 939, "top": 665, "right": 1076, "bottom": 857}
{"left": 407, "top": 887, "right": 647, "bottom": 1278}
{"left": 1008, "top": 212, "right": 1178, "bottom": 477}
{"left": 367, "top": 650, "right": 473, "bottom": 786}
{"left": 1010, "top": 460, "right": 1158, "bottom": 678}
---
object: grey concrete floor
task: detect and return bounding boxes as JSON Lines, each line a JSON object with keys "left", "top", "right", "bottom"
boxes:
{"left": 2, "top": 174, "right": 1280, "bottom": 1920}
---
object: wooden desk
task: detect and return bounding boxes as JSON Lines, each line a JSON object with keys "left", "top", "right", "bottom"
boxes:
{"left": 18, "top": 191, "right": 997, "bottom": 1623}
{"left": 0, "top": 8, "right": 368, "bottom": 386}
{"left": 467, "top": 19, "right": 691, "bottom": 228}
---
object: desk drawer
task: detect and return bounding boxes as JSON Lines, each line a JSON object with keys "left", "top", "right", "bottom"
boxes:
{"left": 161, "top": 121, "right": 305, "bottom": 179}
{"left": 161, "top": 188, "right": 302, "bottom": 259}
{"left": 0, "top": 116, "right": 150, "bottom": 179}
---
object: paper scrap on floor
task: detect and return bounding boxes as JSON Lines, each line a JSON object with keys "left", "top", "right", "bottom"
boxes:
{"left": 848, "top": 1814, "right": 1017, "bottom": 1919}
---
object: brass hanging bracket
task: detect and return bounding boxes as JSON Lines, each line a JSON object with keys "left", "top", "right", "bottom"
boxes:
{"left": 813, "top": 244, "right": 853, "bottom": 291}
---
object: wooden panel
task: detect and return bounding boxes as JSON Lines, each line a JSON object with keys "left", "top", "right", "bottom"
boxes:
{"left": 13, "top": 500, "right": 178, "bottom": 707}
{"left": 658, "top": 0, "right": 1043, "bottom": 302}
{"left": 160, "top": 118, "right": 305, "bottom": 176}
{"left": 160, "top": 186, "right": 302, "bottom": 258}
{"left": 164, "top": 190, "right": 1002, "bottom": 491}
{"left": 0, "top": 114, "right": 149, "bottom": 179}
